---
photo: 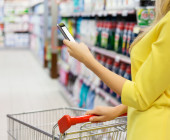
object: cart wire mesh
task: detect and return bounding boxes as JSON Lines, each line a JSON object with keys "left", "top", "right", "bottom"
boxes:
{"left": 7, "top": 107, "right": 127, "bottom": 140}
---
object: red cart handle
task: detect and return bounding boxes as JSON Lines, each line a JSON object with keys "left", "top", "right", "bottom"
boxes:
{"left": 58, "top": 113, "right": 127, "bottom": 134}
{"left": 58, "top": 115, "right": 94, "bottom": 134}
{"left": 70, "top": 115, "right": 95, "bottom": 125}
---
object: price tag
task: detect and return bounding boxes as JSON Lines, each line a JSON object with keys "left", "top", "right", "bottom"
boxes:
{"left": 115, "top": 56, "right": 120, "bottom": 62}
{"left": 92, "top": 11, "right": 95, "bottom": 16}
{"left": 133, "top": 26, "right": 141, "bottom": 34}
{"left": 95, "top": 87, "right": 100, "bottom": 94}
{"left": 98, "top": 11, "right": 103, "bottom": 17}
{"left": 105, "top": 95, "right": 110, "bottom": 102}
{"left": 112, "top": 10, "right": 117, "bottom": 16}
{"left": 103, "top": 11, "right": 107, "bottom": 17}
{"left": 91, "top": 84, "right": 95, "bottom": 90}
{"left": 122, "top": 10, "right": 128, "bottom": 17}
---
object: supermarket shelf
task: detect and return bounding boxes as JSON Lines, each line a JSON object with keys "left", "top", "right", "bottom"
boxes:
{"left": 30, "top": 13, "right": 44, "bottom": 16}
{"left": 58, "top": 58, "right": 120, "bottom": 107}
{"left": 57, "top": 81, "right": 77, "bottom": 108}
{"left": 61, "top": 8, "right": 135, "bottom": 17}
{"left": 4, "top": 2, "right": 29, "bottom": 7}
{"left": 58, "top": 36, "right": 131, "bottom": 64}
{"left": 88, "top": 44, "right": 131, "bottom": 64}
{"left": 96, "top": 88, "right": 120, "bottom": 106}
{"left": 4, "top": 31, "right": 30, "bottom": 33}
{"left": 30, "top": 0, "right": 44, "bottom": 7}
{"left": 3, "top": 46, "right": 29, "bottom": 49}
{"left": 58, "top": 76, "right": 120, "bottom": 107}
{"left": 4, "top": 22, "right": 29, "bottom": 24}
{"left": 79, "top": 75, "right": 120, "bottom": 106}
{"left": 5, "top": 13, "right": 29, "bottom": 16}
{"left": 14, "top": 31, "right": 30, "bottom": 33}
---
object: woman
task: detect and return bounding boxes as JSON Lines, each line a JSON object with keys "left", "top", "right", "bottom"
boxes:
{"left": 63, "top": 0, "right": 170, "bottom": 139}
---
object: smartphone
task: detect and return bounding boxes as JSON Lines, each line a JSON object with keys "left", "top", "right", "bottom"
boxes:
{"left": 57, "top": 23, "right": 76, "bottom": 42}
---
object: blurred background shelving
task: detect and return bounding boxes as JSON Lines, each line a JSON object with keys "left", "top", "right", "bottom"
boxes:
{"left": 4, "top": 2, "right": 30, "bottom": 48}
{"left": 54, "top": 0, "right": 155, "bottom": 108}
{"left": 0, "top": 0, "right": 4, "bottom": 48}
{"left": 29, "top": 0, "right": 45, "bottom": 65}
{"left": 0, "top": 0, "right": 155, "bottom": 109}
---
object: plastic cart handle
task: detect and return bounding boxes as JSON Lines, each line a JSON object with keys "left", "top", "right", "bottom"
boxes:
{"left": 70, "top": 115, "right": 95, "bottom": 125}
{"left": 58, "top": 113, "right": 127, "bottom": 134}
{"left": 58, "top": 114, "right": 94, "bottom": 134}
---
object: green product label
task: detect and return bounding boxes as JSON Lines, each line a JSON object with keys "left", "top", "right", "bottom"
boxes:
{"left": 115, "top": 34, "right": 119, "bottom": 52}
{"left": 95, "top": 32, "right": 99, "bottom": 45}
{"left": 137, "top": 8, "right": 149, "bottom": 26}
{"left": 101, "top": 31, "right": 109, "bottom": 48}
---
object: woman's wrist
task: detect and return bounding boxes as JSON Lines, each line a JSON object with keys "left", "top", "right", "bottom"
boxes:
{"left": 84, "top": 54, "right": 96, "bottom": 69}
{"left": 114, "top": 104, "right": 128, "bottom": 116}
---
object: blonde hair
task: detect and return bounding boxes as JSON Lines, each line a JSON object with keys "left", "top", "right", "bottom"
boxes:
{"left": 130, "top": 0, "right": 170, "bottom": 51}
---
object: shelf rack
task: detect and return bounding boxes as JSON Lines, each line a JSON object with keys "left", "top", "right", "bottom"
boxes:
{"left": 80, "top": 76, "right": 121, "bottom": 106}
{"left": 58, "top": 75, "right": 120, "bottom": 107}
{"left": 88, "top": 44, "right": 131, "bottom": 64}
{"left": 58, "top": 36, "right": 131, "bottom": 64}
{"left": 61, "top": 8, "right": 136, "bottom": 17}
{"left": 54, "top": 1, "right": 138, "bottom": 109}
{"left": 57, "top": 81, "right": 77, "bottom": 108}
{"left": 59, "top": 59, "right": 121, "bottom": 106}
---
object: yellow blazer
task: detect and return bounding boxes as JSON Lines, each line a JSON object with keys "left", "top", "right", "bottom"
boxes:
{"left": 122, "top": 11, "right": 170, "bottom": 140}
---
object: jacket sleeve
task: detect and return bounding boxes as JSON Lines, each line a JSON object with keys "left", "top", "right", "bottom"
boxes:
{"left": 121, "top": 14, "right": 170, "bottom": 111}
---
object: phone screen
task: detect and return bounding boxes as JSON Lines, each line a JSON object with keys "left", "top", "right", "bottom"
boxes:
{"left": 57, "top": 23, "right": 76, "bottom": 42}
{"left": 61, "top": 26, "right": 75, "bottom": 42}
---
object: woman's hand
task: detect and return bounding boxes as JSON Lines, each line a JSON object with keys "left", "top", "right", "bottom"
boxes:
{"left": 86, "top": 105, "right": 127, "bottom": 123}
{"left": 63, "top": 39, "right": 94, "bottom": 65}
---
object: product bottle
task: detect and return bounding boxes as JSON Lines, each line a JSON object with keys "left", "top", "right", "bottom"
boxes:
{"left": 128, "top": 24, "right": 136, "bottom": 57}
{"left": 112, "top": 59, "right": 120, "bottom": 74}
{"left": 79, "top": 82, "right": 90, "bottom": 108}
{"left": 103, "top": 58, "right": 114, "bottom": 92}
{"left": 117, "top": 65, "right": 132, "bottom": 102}
{"left": 124, "top": 65, "right": 132, "bottom": 81}
{"left": 126, "top": 24, "right": 134, "bottom": 57}
{"left": 115, "top": 22, "right": 124, "bottom": 54}
{"left": 95, "top": 21, "right": 103, "bottom": 47}
{"left": 111, "top": 59, "right": 120, "bottom": 97}
{"left": 118, "top": 63, "right": 127, "bottom": 76}
{"left": 99, "top": 55, "right": 107, "bottom": 89}
{"left": 86, "top": 89, "right": 96, "bottom": 109}
{"left": 116, "top": 63, "right": 128, "bottom": 103}
{"left": 107, "top": 22, "right": 117, "bottom": 51}
{"left": 101, "top": 21, "right": 109, "bottom": 49}
{"left": 122, "top": 23, "right": 130, "bottom": 55}
{"left": 96, "top": 53, "right": 102, "bottom": 62}
{"left": 73, "top": 78, "right": 82, "bottom": 106}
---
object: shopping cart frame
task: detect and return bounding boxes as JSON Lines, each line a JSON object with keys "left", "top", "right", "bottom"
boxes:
{"left": 7, "top": 107, "right": 127, "bottom": 140}
{"left": 7, "top": 107, "right": 87, "bottom": 140}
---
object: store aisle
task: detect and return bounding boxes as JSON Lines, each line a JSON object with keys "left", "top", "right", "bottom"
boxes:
{"left": 0, "top": 50, "right": 69, "bottom": 139}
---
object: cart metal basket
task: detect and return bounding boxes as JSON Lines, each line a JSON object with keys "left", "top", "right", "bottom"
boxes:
{"left": 7, "top": 107, "right": 127, "bottom": 140}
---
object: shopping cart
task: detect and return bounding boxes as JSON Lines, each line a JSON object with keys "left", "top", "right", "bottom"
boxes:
{"left": 7, "top": 107, "right": 127, "bottom": 140}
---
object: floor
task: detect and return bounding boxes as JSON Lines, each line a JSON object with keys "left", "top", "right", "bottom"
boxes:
{"left": 0, "top": 50, "right": 69, "bottom": 139}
